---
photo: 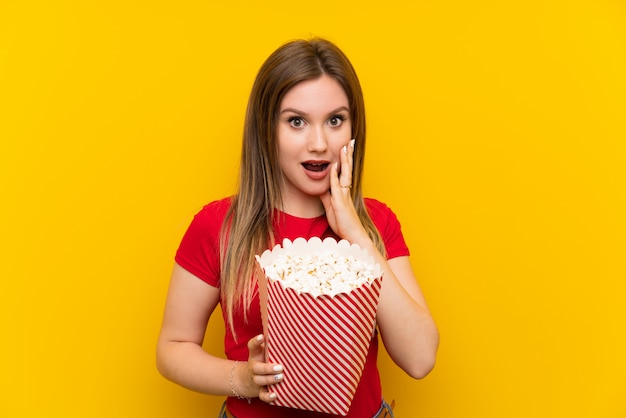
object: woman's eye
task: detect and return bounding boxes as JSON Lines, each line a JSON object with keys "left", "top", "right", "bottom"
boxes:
{"left": 329, "top": 115, "right": 345, "bottom": 127}
{"left": 288, "top": 117, "right": 305, "bottom": 128}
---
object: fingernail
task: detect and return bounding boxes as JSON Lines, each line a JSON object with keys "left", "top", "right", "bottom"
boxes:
{"left": 334, "top": 162, "right": 338, "bottom": 171}
{"left": 269, "top": 393, "right": 277, "bottom": 400}
{"left": 350, "top": 138, "right": 355, "bottom": 148}
{"left": 273, "top": 365, "right": 283, "bottom": 372}
{"left": 274, "top": 373, "right": 284, "bottom": 381}
{"left": 256, "top": 334, "right": 264, "bottom": 341}
{"left": 342, "top": 145, "right": 347, "bottom": 154}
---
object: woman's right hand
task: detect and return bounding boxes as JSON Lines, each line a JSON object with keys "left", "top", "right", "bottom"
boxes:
{"left": 239, "top": 334, "right": 284, "bottom": 403}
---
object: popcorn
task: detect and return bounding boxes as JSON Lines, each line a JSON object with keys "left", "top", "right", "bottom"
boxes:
{"left": 260, "top": 251, "right": 379, "bottom": 297}
{"left": 256, "top": 237, "right": 383, "bottom": 415}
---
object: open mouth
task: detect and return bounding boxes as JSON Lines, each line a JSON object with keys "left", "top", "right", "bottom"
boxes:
{"left": 302, "top": 162, "right": 329, "bottom": 172}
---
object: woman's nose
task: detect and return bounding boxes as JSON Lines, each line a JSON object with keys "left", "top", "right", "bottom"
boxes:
{"left": 307, "top": 127, "right": 328, "bottom": 152}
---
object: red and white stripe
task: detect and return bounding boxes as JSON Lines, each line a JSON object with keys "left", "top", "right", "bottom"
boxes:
{"left": 264, "top": 277, "right": 382, "bottom": 416}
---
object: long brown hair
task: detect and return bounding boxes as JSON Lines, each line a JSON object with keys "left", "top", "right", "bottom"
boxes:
{"left": 220, "top": 38, "right": 385, "bottom": 336}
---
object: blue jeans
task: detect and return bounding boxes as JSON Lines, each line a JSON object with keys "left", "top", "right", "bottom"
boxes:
{"left": 219, "top": 400, "right": 394, "bottom": 417}
{"left": 374, "top": 400, "right": 395, "bottom": 418}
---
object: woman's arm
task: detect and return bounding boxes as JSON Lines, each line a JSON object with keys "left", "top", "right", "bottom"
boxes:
{"left": 364, "top": 251, "right": 439, "bottom": 379}
{"left": 156, "top": 264, "right": 236, "bottom": 395}
{"left": 320, "top": 140, "right": 439, "bottom": 379}
{"left": 156, "top": 264, "right": 283, "bottom": 401}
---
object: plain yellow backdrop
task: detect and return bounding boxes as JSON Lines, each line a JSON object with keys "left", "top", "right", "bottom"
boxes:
{"left": 1, "top": 1, "right": 625, "bottom": 417}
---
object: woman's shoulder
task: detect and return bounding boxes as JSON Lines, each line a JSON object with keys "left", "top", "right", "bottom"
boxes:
{"left": 199, "top": 196, "right": 233, "bottom": 215}
{"left": 364, "top": 197, "right": 404, "bottom": 232}
{"left": 364, "top": 197, "right": 395, "bottom": 217}
{"left": 188, "top": 196, "right": 233, "bottom": 230}
{"left": 364, "top": 197, "right": 409, "bottom": 257}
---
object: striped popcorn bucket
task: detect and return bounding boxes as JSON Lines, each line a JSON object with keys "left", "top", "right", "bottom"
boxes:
{"left": 256, "top": 237, "right": 383, "bottom": 416}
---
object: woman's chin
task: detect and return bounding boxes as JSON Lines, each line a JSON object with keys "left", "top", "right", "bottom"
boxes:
{"left": 313, "top": 183, "right": 332, "bottom": 195}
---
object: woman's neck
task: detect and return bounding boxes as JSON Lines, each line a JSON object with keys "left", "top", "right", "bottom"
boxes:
{"left": 279, "top": 197, "right": 325, "bottom": 219}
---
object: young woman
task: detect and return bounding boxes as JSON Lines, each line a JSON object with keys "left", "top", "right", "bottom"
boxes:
{"left": 156, "top": 38, "right": 439, "bottom": 418}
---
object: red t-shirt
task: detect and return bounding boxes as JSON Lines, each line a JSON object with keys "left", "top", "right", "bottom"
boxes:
{"left": 175, "top": 197, "right": 410, "bottom": 418}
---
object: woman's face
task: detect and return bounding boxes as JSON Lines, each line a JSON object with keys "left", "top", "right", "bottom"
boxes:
{"left": 276, "top": 75, "right": 352, "bottom": 212}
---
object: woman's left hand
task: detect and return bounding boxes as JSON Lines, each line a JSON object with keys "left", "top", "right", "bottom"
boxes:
{"left": 320, "top": 139, "right": 369, "bottom": 245}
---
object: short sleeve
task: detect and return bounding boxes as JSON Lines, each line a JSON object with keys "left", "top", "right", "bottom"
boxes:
{"left": 365, "top": 198, "right": 410, "bottom": 260}
{"left": 174, "top": 198, "right": 232, "bottom": 287}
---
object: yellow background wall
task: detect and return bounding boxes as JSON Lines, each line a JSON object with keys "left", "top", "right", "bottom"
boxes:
{"left": 1, "top": 1, "right": 625, "bottom": 417}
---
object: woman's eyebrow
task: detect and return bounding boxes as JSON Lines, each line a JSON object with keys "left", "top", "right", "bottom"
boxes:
{"left": 279, "top": 106, "right": 350, "bottom": 116}
{"left": 329, "top": 106, "right": 350, "bottom": 114}
{"left": 280, "top": 107, "right": 307, "bottom": 116}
